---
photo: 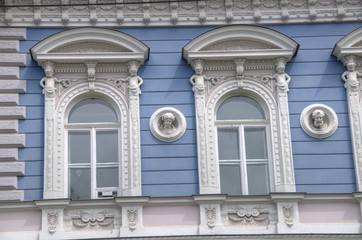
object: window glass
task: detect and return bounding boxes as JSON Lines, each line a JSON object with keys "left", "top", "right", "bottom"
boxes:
{"left": 97, "top": 167, "right": 119, "bottom": 188}
{"left": 247, "top": 163, "right": 269, "bottom": 195}
{"left": 217, "top": 96, "right": 265, "bottom": 120}
{"left": 96, "top": 130, "right": 118, "bottom": 163}
{"left": 244, "top": 127, "right": 268, "bottom": 159}
{"left": 69, "top": 168, "right": 91, "bottom": 200}
{"left": 220, "top": 164, "right": 242, "bottom": 195}
{"left": 69, "top": 98, "right": 117, "bottom": 123}
{"left": 217, "top": 128, "right": 239, "bottom": 160}
{"left": 69, "top": 131, "right": 91, "bottom": 164}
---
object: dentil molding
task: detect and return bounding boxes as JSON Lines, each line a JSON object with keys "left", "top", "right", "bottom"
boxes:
{"left": 0, "top": 0, "right": 361, "bottom": 27}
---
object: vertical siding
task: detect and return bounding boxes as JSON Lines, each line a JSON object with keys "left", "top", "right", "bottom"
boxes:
{"left": 18, "top": 23, "right": 362, "bottom": 200}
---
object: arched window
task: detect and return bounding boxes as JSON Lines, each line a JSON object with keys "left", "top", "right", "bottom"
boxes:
{"left": 216, "top": 96, "right": 270, "bottom": 195}
{"left": 66, "top": 98, "right": 120, "bottom": 200}
{"left": 31, "top": 28, "right": 149, "bottom": 199}
{"left": 183, "top": 25, "right": 299, "bottom": 194}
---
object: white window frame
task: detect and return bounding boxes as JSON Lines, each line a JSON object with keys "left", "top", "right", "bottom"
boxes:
{"left": 333, "top": 26, "right": 362, "bottom": 191}
{"left": 183, "top": 25, "right": 299, "bottom": 194}
{"left": 30, "top": 28, "right": 149, "bottom": 199}
{"left": 65, "top": 98, "right": 121, "bottom": 199}
{"left": 215, "top": 96, "right": 273, "bottom": 195}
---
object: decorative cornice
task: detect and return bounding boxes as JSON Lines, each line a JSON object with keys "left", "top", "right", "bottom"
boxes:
{"left": 0, "top": 0, "right": 361, "bottom": 27}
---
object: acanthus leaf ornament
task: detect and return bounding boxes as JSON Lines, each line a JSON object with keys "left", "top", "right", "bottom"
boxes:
{"left": 282, "top": 203, "right": 294, "bottom": 227}
{"left": 205, "top": 206, "right": 216, "bottom": 228}
{"left": 127, "top": 208, "right": 138, "bottom": 230}
{"left": 47, "top": 211, "right": 58, "bottom": 233}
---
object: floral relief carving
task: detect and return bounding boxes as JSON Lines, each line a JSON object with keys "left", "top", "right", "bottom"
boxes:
{"left": 127, "top": 208, "right": 138, "bottom": 230}
{"left": 4, "top": 0, "right": 362, "bottom": 26}
{"left": 282, "top": 203, "right": 294, "bottom": 227}
{"left": 72, "top": 210, "right": 114, "bottom": 229}
{"left": 205, "top": 206, "right": 216, "bottom": 228}
{"left": 47, "top": 211, "right": 58, "bottom": 233}
{"left": 228, "top": 207, "right": 269, "bottom": 225}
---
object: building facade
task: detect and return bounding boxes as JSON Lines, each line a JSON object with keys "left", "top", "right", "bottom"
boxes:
{"left": 0, "top": 1, "right": 362, "bottom": 239}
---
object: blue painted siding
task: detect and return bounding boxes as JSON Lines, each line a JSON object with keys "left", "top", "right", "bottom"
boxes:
{"left": 18, "top": 22, "right": 362, "bottom": 200}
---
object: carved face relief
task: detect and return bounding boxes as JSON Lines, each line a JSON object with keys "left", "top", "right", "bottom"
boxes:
{"left": 150, "top": 107, "right": 187, "bottom": 142}
{"left": 300, "top": 104, "right": 338, "bottom": 138}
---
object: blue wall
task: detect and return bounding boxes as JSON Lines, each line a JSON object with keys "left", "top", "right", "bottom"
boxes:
{"left": 18, "top": 23, "right": 362, "bottom": 200}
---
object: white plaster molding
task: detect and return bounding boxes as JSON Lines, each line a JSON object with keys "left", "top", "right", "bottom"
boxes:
{"left": 300, "top": 104, "right": 338, "bottom": 138}
{"left": 0, "top": 133, "right": 25, "bottom": 147}
{"left": 183, "top": 25, "right": 298, "bottom": 63}
{"left": 0, "top": 53, "right": 26, "bottom": 66}
{"left": 333, "top": 28, "right": 362, "bottom": 191}
{"left": 0, "top": 106, "right": 26, "bottom": 119}
{"left": 0, "top": 176, "right": 17, "bottom": 189}
{"left": 0, "top": 67, "right": 19, "bottom": 79}
{"left": 333, "top": 27, "right": 362, "bottom": 60}
{"left": 0, "top": 189, "right": 23, "bottom": 200}
{"left": 0, "top": 1, "right": 361, "bottom": 27}
{"left": 31, "top": 27, "right": 149, "bottom": 65}
{"left": 31, "top": 28, "right": 148, "bottom": 199}
{"left": 149, "top": 107, "right": 187, "bottom": 142}
{"left": 0, "top": 161, "right": 24, "bottom": 176}
{"left": 183, "top": 25, "right": 297, "bottom": 194}
{"left": 0, "top": 93, "right": 18, "bottom": 106}
{"left": 0, "top": 28, "right": 26, "bottom": 40}
{"left": 1, "top": 194, "right": 362, "bottom": 238}
{"left": 0, "top": 120, "right": 18, "bottom": 133}
{"left": 0, "top": 80, "right": 26, "bottom": 93}
{"left": 0, "top": 40, "right": 19, "bottom": 53}
{"left": 0, "top": 148, "right": 18, "bottom": 161}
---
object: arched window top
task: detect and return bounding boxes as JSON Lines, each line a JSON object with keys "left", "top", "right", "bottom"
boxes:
{"left": 68, "top": 98, "right": 118, "bottom": 123}
{"left": 217, "top": 96, "right": 265, "bottom": 120}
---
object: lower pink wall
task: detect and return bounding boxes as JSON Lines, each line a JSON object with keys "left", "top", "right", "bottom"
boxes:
{"left": 299, "top": 203, "right": 361, "bottom": 223}
{"left": 0, "top": 210, "right": 41, "bottom": 232}
{"left": 143, "top": 206, "right": 199, "bottom": 226}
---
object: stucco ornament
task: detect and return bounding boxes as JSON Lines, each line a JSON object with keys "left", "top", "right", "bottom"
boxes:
{"left": 300, "top": 104, "right": 338, "bottom": 138}
{"left": 150, "top": 107, "right": 187, "bottom": 142}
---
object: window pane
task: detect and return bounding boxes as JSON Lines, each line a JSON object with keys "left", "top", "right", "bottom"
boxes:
{"left": 245, "top": 127, "right": 268, "bottom": 159}
{"left": 247, "top": 164, "right": 269, "bottom": 195}
{"left": 217, "top": 96, "right": 265, "bottom": 120}
{"left": 218, "top": 128, "right": 239, "bottom": 160}
{"left": 96, "top": 130, "right": 118, "bottom": 163}
{"left": 97, "top": 167, "right": 119, "bottom": 188}
{"left": 69, "top": 131, "right": 90, "bottom": 164}
{"left": 220, "top": 164, "right": 242, "bottom": 195}
{"left": 69, "top": 98, "right": 117, "bottom": 123}
{"left": 69, "top": 168, "right": 91, "bottom": 200}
